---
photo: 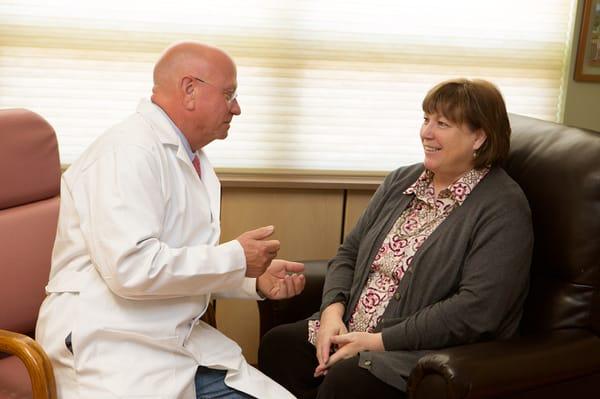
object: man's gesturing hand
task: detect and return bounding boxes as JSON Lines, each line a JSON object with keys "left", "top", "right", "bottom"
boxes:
{"left": 237, "top": 225, "right": 280, "bottom": 278}
{"left": 257, "top": 259, "right": 305, "bottom": 300}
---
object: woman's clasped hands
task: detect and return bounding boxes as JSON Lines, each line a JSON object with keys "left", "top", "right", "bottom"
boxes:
{"left": 314, "top": 303, "right": 385, "bottom": 377}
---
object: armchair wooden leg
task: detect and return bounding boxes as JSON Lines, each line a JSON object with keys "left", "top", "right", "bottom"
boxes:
{"left": 0, "top": 329, "right": 57, "bottom": 399}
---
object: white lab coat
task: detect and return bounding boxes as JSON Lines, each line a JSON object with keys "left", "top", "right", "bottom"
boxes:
{"left": 35, "top": 99, "right": 295, "bottom": 399}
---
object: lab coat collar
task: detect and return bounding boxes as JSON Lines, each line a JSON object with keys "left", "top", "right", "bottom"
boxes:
{"left": 136, "top": 98, "right": 180, "bottom": 147}
{"left": 136, "top": 98, "right": 196, "bottom": 167}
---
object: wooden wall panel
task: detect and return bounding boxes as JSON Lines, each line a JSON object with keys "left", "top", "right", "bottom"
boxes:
{"left": 216, "top": 187, "right": 344, "bottom": 364}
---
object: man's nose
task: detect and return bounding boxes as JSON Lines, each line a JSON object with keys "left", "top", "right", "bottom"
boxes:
{"left": 230, "top": 98, "right": 241, "bottom": 115}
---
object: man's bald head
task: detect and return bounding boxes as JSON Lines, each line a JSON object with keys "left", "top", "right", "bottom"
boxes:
{"left": 152, "top": 42, "right": 233, "bottom": 97}
{"left": 150, "top": 41, "right": 240, "bottom": 151}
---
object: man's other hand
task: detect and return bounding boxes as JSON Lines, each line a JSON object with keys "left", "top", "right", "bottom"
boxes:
{"left": 257, "top": 259, "right": 305, "bottom": 300}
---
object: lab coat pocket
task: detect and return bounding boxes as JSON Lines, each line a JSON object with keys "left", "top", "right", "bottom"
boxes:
{"left": 95, "top": 328, "right": 179, "bottom": 397}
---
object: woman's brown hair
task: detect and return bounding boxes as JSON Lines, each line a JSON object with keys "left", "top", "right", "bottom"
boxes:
{"left": 422, "top": 78, "right": 511, "bottom": 169}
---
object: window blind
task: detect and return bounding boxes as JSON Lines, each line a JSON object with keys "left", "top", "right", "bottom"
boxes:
{"left": 0, "top": 0, "right": 577, "bottom": 171}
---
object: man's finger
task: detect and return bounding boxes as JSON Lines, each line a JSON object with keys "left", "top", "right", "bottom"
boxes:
{"left": 283, "top": 261, "right": 305, "bottom": 273}
{"left": 263, "top": 240, "right": 281, "bottom": 252}
{"left": 245, "top": 225, "right": 275, "bottom": 240}
{"left": 277, "top": 276, "right": 288, "bottom": 298}
{"left": 292, "top": 274, "right": 305, "bottom": 294}
{"left": 283, "top": 275, "right": 295, "bottom": 297}
{"left": 277, "top": 276, "right": 290, "bottom": 298}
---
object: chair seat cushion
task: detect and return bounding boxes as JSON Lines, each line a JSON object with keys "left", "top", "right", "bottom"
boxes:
{"left": 0, "top": 354, "right": 32, "bottom": 399}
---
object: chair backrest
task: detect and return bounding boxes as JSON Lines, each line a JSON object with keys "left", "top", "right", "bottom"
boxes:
{"left": 0, "top": 109, "right": 61, "bottom": 336}
{"left": 506, "top": 114, "right": 600, "bottom": 335}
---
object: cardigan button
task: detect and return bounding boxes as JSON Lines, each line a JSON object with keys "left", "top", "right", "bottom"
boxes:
{"left": 364, "top": 360, "right": 372, "bottom": 367}
{"left": 394, "top": 292, "right": 401, "bottom": 301}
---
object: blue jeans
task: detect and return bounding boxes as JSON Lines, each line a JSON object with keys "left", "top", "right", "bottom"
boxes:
{"left": 195, "top": 366, "right": 255, "bottom": 399}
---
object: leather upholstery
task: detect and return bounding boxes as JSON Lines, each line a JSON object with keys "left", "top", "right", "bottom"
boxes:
{"left": 257, "top": 114, "right": 600, "bottom": 398}
{"left": 0, "top": 198, "right": 60, "bottom": 334}
{"left": 0, "top": 355, "right": 31, "bottom": 399}
{"left": 507, "top": 114, "right": 599, "bottom": 335}
{"left": 0, "top": 109, "right": 60, "bottom": 209}
{"left": 0, "top": 109, "right": 60, "bottom": 399}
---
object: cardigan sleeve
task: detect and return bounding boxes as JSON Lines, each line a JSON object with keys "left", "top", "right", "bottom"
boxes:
{"left": 380, "top": 190, "right": 533, "bottom": 350}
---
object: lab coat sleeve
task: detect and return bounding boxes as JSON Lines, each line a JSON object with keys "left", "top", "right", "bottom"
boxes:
{"left": 212, "top": 278, "right": 263, "bottom": 300}
{"left": 70, "top": 144, "right": 247, "bottom": 299}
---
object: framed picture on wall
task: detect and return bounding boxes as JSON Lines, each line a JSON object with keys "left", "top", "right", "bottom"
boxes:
{"left": 575, "top": 0, "right": 600, "bottom": 82}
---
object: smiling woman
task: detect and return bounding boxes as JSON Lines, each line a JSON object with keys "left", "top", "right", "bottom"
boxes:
{"left": 258, "top": 78, "right": 533, "bottom": 399}
{"left": 0, "top": 0, "right": 577, "bottom": 171}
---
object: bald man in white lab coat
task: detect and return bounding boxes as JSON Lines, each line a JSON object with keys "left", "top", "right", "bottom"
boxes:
{"left": 36, "top": 41, "right": 305, "bottom": 399}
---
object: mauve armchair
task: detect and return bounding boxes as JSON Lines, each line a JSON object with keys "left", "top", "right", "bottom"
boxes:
{"left": 0, "top": 109, "right": 60, "bottom": 399}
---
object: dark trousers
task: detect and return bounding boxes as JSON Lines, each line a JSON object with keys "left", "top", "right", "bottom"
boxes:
{"left": 258, "top": 320, "right": 406, "bottom": 399}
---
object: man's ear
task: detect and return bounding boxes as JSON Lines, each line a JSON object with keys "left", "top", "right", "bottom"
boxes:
{"left": 181, "top": 76, "right": 196, "bottom": 110}
{"left": 473, "top": 128, "right": 487, "bottom": 151}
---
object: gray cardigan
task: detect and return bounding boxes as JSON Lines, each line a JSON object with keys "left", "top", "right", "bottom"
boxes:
{"left": 315, "top": 163, "right": 533, "bottom": 391}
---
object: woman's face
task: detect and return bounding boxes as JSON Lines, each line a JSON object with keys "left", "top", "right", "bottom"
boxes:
{"left": 420, "top": 112, "right": 486, "bottom": 181}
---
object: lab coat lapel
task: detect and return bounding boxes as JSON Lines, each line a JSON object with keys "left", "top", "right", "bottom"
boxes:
{"left": 197, "top": 150, "right": 221, "bottom": 223}
{"left": 138, "top": 98, "right": 217, "bottom": 228}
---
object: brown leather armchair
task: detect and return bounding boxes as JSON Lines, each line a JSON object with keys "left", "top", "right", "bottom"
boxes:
{"left": 0, "top": 109, "right": 61, "bottom": 399}
{"left": 258, "top": 114, "right": 600, "bottom": 398}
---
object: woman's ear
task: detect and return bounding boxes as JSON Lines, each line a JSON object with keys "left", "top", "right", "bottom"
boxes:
{"left": 473, "top": 129, "right": 487, "bottom": 151}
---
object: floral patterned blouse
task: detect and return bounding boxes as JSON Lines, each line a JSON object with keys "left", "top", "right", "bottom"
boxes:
{"left": 308, "top": 167, "right": 489, "bottom": 345}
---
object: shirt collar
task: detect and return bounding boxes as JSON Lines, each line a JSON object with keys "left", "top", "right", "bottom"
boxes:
{"left": 404, "top": 167, "right": 489, "bottom": 206}
{"left": 151, "top": 101, "right": 195, "bottom": 161}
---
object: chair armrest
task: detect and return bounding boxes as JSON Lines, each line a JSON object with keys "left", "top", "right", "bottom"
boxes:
{"left": 407, "top": 329, "right": 600, "bottom": 399}
{"left": 257, "top": 259, "right": 327, "bottom": 338}
{"left": 0, "top": 329, "right": 57, "bottom": 399}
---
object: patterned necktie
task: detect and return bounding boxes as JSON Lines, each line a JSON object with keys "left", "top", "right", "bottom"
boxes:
{"left": 192, "top": 155, "right": 201, "bottom": 177}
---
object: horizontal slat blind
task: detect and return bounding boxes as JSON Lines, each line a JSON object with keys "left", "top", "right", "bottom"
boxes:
{"left": 0, "top": 0, "right": 576, "bottom": 171}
